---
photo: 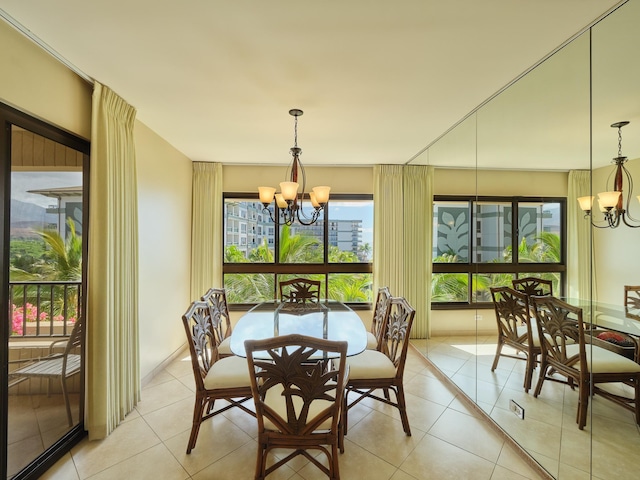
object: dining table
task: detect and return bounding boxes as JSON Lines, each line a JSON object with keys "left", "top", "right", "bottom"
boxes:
{"left": 230, "top": 300, "right": 368, "bottom": 358}
{"left": 563, "top": 298, "right": 640, "bottom": 337}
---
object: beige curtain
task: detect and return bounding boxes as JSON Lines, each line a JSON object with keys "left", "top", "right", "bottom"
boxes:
{"left": 87, "top": 82, "right": 140, "bottom": 440}
{"left": 373, "top": 165, "right": 405, "bottom": 296}
{"left": 567, "top": 170, "right": 595, "bottom": 300}
{"left": 190, "top": 162, "right": 223, "bottom": 300}
{"left": 403, "top": 165, "right": 433, "bottom": 338}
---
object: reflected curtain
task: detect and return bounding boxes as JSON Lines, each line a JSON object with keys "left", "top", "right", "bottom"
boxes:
{"left": 87, "top": 82, "right": 140, "bottom": 440}
{"left": 190, "top": 162, "right": 223, "bottom": 300}
{"left": 373, "top": 165, "right": 404, "bottom": 296}
{"left": 403, "top": 165, "right": 433, "bottom": 338}
{"left": 567, "top": 170, "right": 595, "bottom": 299}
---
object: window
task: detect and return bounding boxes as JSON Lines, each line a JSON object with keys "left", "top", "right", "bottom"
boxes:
{"left": 432, "top": 196, "right": 565, "bottom": 306}
{"left": 223, "top": 194, "right": 373, "bottom": 307}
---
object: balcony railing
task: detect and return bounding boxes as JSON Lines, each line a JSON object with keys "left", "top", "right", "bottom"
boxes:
{"left": 9, "top": 281, "right": 81, "bottom": 338}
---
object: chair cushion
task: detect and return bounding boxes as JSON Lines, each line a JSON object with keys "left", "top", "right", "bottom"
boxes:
{"left": 262, "top": 383, "right": 336, "bottom": 431}
{"left": 565, "top": 344, "right": 640, "bottom": 374}
{"left": 218, "top": 336, "right": 232, "bottom": 356}
{"left": 345, "top": 349, "right": 396, "bottom": 380}
{"left": 516, "top": 318, "right": 540, "bottom": 347}
{"left": 365, "top": 331, "right": 378, "bottom": 350}
{"left": 204, "top": 355, "right": 252, "bottom": 389}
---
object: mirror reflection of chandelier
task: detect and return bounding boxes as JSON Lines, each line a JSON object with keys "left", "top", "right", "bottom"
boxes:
{"left": 578, "top": 121, "right": 640, "bottom": 228}
{"left": 258, "top": 109, "right": 330, "bottom": 226}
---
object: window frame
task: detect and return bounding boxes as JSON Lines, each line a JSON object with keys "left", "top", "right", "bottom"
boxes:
{"left": 432, "top": 195, "right": 567, "bottom": 309}
{"left": 222, "top": 192, "right": 373, "bottom": 310}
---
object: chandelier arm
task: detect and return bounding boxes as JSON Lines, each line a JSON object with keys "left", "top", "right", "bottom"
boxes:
{"left": 621, "top": 164, "right": 640, "bottom": 222}
{"left": 621, "top": 213, "right": 640, "bottom": 228}
{"left": 294, "top": 207, "right": 322, "bottom": 226}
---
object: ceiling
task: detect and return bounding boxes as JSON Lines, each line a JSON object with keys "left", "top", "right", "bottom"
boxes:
{"left": 0, "top": 0, "right": 628, "bottom": 168}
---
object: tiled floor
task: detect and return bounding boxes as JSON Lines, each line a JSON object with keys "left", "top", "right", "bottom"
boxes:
{"left": 418, "top": 336, "right": 640, "bottom": 480}
{"left": 38, "top": 345, "right": 546, "bottom": 480}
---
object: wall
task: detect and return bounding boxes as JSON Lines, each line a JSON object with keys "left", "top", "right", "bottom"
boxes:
{"left": 593, "top": 156, "right": 640, "bottom": 304}
{"left": 431, "top": 167, "right": 568, "bottom": 336}
{"left": 0, "top": 20, "right": 91, "bottom": 139}
{"left": 135, "top": 122, "right": 193, "bottom": 382}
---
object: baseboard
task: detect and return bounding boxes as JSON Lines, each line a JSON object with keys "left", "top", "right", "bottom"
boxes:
{"left": 141, "top": 342, "right": 188, "bottom": 387}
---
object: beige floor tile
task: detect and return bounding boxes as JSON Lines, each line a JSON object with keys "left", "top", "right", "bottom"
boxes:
{"left": 85, "top": 444, "right": 189, "bottom": 480}
{"left": 135, "top": 378, "right": 193, "bottom": 416}
{"left": 39, "top": 452, "right": 80, "bottom": 480}
{"left": 389, "top": 469, "right": 420, "bottom": 480}
{"left": 403, "top": 371, "right": 457, "bottom": 406}
{"left": 428, "top": 408, "right": 505, "bottom": 463}
{"left": 491, "top": 464, "right": 533, "bottom": 480}
{"left": 143, "top": 396, "right": 195, "bottom": 441}
{"left": 70, "top": 417, "right": 162, "bottom": 479}
{"left": 400, "top": 433, "right": 496, "bottom": 480}
{"left": 346, "top": 409, "right": 426, "bottom": 467}
{"left": 496, "top": 444, "right": 547, "bottom": 480}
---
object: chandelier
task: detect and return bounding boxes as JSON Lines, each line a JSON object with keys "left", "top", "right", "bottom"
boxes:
{"left": 578, "top": 121, "right": 640, "bottom": 228}
{"left": 258, "top": 109, "right": 330, "bottom": 226}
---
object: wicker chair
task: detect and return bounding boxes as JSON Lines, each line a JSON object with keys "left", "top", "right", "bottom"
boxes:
{"left": 279, "top": 278, "right": 321, "bottom": 304}
{"left": 244, "top": 334, "right": 348, "bottom": 480}
{"left": 532, "top": 295, "right": 640, "bottom": 429}
{"left": 512, "top": 277, "right": 553, "bottom": 297}
{"left": 490, "top": 287, "right": 541, "bottom": 392}
{"left": 624, "top": 285, "right": 640, "bottom": 309}
{"left": 366, "top": 287, "right": 391, "bottom": 351}
{"left": 201, "top": 287, "right": 233, "bottom": 357}
{"left": 181, "top": 301, "right": 254, "bottom": 453}
{"left": 344, "top": 296, "right": 416, "bottom": 436}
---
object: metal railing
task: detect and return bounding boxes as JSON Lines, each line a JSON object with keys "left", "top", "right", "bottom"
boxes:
{"left": 9, "top": 281, "right": 81, "bottom": 338}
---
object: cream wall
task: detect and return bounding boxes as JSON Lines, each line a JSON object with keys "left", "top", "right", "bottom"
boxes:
{"left": 135, "top": 122, "right": 193, "bottom": 382}
{"left": 431, "top": 167, "right": 569, "bottom": 336}
{"left": 0, "top": 20, "right": 91, "bottom": 139}
{"left": 593, "top": 157, "right": 640, "bottom": 304}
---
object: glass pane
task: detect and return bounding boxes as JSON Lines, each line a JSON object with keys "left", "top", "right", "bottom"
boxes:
{"left": 433, "top": 201, "right": 470, "bottom": 263}
{"left": 326, "top": 199, "right": 373, "bottom": 262}
{"left": 279, "top": 219, "right": 324, "bottom": 264}
{"left": 223, "top": 273, "right": 275, "bottom": 303}
{"left": 8, "top": 126, "right": 85, "bottom": 476}
{"left": 471, "top": 273, "right": 515, "bottom": 302}
{"left": 431, "top": 273, "right": 469, "bottom": 302}
{"left": 224, "top": 199, "right": 275, "bottom": 263}
{"left": 327, "top": 273, "right": 373, "bottom": 303}
{"left": 517, "top": 202, "right": 562, "bottom": 263}
{"left": 473, "top": 202, "right": 511, "bottom": 263}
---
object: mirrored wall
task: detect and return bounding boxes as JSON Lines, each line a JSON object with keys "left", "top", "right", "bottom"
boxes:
{"left": 410, "top": 0, "right": 640, "bottom": 478}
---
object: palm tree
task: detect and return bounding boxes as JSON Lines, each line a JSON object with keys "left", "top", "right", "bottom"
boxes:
{"left": 37, "top": 218, "right": 82, "bottom": 281}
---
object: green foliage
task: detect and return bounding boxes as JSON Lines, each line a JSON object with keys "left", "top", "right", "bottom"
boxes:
{"left": 36, "top": 218, "right": 82, "bottom": 281}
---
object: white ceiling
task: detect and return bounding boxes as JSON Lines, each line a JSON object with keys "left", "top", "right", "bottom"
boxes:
{"left": 0, "top": 0, "right": 630, "bottom": 168}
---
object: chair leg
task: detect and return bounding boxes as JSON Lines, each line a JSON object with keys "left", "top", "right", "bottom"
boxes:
{"left": 533, "top": 362, "right": 547, "bottom": 398}
{"left": 186, "top": 395, "right": 206, "bottom": 454}
{"left": 61, "top": 375, "right": 73, "bottom": 427}
{"left": 491, "top": 339, "right": 504, "bottom": 372}
{"left": 523, "top": 355, "right": 534, "bottom": 393}
{"left": 578, "top": 380, "right": 589, "bottom": 430}
{"left": 396, "top": 384, "right": 411, "bottom": 436}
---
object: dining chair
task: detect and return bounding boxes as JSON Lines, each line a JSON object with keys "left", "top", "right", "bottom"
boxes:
{"left": 10, "top": 317, "right": 83, "bottom": 426}
{"left": 624, "top": 285, "right": 640, "bottom": 308}
{"left": 532, "top": 295, "right": 640, "bottom": 429}
{"left": 201, "top": 287, "right": 233, "bottom": 357}
{"left": 244, "top": 334, "right": 348, "bottom": 480}
{"left": 279, "top": 277, "right": 321, "bottom": 303}
{"left": 366, "top": 286, "right": 391, "bottom": 351}
{"left": 343, "top": 296, "right": 416, "bottom": 436}
{"left": 181, "top": 300, "right": 255, "bottom": 453}
{"left": 512, "top": 277, "right": 553, "bottom": 297}
{"left": 490, "top": 287, "right": 541, "bottom": 392}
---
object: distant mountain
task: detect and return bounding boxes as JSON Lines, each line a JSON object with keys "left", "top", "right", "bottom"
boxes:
{"left": 10, "top": 200, "right": 52, "bottom": 237}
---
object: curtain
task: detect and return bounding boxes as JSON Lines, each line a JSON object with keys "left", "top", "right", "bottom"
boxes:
{"left": 373, "top": 165, "right": 405, "bottom": 296}
{"left": 190, "top": 162, "right": 223, "bottom": 300}
{"left": 567, "top": 170, "right": 595, "bottom": 299}
{"left": 87, "top": 82, "right": 140, "bottom": 440}
{"left": 403, "top": 165, "right": 433, "bottom": 338}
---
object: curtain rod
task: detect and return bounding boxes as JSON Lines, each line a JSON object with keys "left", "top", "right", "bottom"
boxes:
{"left": 0, "top": 7, "right": 93, "bottom": 85}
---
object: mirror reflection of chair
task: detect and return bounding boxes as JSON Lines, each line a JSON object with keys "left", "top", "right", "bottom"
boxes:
{"left": 244, "top": 334, "right": 348, "bottom": 480}
{"left": 344, "top": 296, "right": 416, "bottom": 436}
{"left": 490, "top": 287, "right": 541, "bottom": 392}
{"left": 624, "top": 285, "right": 640, "bottom": 309}
{"left": 10, "top": 317, "right": 83, "bottom": 426}
{"left": 201, "top": 287, "right": 233, "bottom": 358}
{"left": 512, "top": 277, "right": 553, "bottom": 297}
{"left": 366, "top": 287, "right": 391, "bottom": 351}
{"left": 181, "top": 301, "right": 255, "bottom": 453}
{"left": 532, "top": 295, "right": 640, "bottom": 429}
{"left": 279, "top": 278, "right": 321, "bottom": 304}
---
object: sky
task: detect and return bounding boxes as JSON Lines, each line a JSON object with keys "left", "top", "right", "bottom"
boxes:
{"left": 11, "top": 171, "right": 83, "bottom": 207}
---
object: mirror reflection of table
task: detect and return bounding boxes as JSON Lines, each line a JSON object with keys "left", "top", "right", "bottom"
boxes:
{"left": 230, "top": 300, "right": 367, "bottom": 358}
{"left": 563, "top": 298, "right": 640, "bottom": 337}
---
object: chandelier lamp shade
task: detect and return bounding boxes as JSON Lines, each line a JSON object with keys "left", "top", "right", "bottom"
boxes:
{"left": 258, "top": 109, "right": 330, "bottom": 226}
{"left": 578, "top": 121, "right": 640, "bottom": 228}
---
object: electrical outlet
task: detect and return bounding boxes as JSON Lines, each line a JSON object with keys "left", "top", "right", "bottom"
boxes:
{"left": 474, "top": 314, "right": 483, "bottom": 321}
{"left": 509, "top": 399, "right": 525, "bottom": 419}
